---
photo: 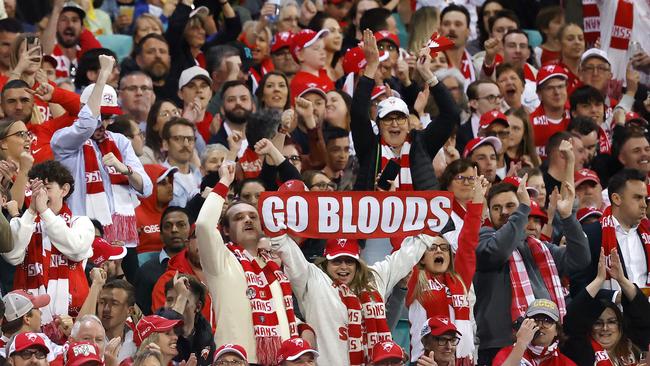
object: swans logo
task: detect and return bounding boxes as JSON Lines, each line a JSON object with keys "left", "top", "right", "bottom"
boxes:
{"left": 290, "top": 338, "right": 304, "bottom": 347}
{"left": 380, "top": 342, "right": 394, "bottom": 352}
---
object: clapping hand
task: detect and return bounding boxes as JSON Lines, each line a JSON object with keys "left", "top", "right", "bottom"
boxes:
{"left": 516, "top": 174, "right": 531, "bottom": 207}
{"left": 555, "top": 181, "right": 575, "bottom": 219}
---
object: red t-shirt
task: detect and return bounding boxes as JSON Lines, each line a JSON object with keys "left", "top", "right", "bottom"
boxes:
{"left": 492, "top": 345, "right": 577, "bottom": 366}
{"left": 530, "top": 105, "right": 571, "bottom": 158}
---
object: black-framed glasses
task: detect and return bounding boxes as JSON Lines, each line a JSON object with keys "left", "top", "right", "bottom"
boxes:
{"left": 311, "top": 181, "right": 337, "bottom": 190}
{"left": 453, "top": 175, "right": 476, "bottom": 184}
{"left": 380, "top": 116, "right": 408, "bottom": 126}
{"left": 593, "top": 319, "right": 619, "bottom": 330}
{"left": 1, "top": 130, "right": 33, "bottom": 141}
{"left": 531, "top": 316, "right": 556, "bottom": 328}
{"left": 433, "top": 336, "right": 461, "bottom": 346}
{"left": 427, "top": 243, "right": 451, "bottom": 252}
{"left": 169, "top": 135, "right": 196, "bottom": 144}
{"left": 16, "top": 349, "right": 47, "bottom": 360}
{"left": 477, "top": 94, "right": 503, "bottom": 103}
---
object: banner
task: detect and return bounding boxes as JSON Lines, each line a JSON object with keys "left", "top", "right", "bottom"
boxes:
{"left": 259, "top": 191, "right": 453, "bottom": 239}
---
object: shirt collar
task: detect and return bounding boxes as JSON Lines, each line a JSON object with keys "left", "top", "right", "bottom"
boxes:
{"left": 612, "top": 216, "right": 638, "bottom": 234}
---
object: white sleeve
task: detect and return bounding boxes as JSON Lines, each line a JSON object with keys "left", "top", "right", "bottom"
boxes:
{"left": 44, "top": 211, "right": 95, "bottom": 262}
{"left": 195, "top": 191, "right": 231, "bottom": 276}
{"left": 271, "top": 234, "right": 327, "bottom": 299}
{"left": 2, "top": 211, "right": 37, "bottom": 265}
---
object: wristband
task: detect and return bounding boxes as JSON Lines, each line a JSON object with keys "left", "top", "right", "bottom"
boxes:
{"left": 425, "top": 76, "right": 438, "bottom": 87}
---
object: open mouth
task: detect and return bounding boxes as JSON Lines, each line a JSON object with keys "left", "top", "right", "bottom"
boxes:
{"left": 336, "top": 271, "right": 351, "bottom": 281}
{"left": 505, "top": 87, "right": 517, "bottom": 99}
{"left": 433, "top": 256, "right": 445, "bottom": 265}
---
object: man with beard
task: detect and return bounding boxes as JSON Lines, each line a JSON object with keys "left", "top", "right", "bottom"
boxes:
{"left": 162, "top": 118, "right": 201, "bottom": 207}
{"left": 210, "top": 80, "right": 254, "bottom": 155}
{"left": 118, "top": 71, "right": 156, "bottom": 130}
{"left": 474, "top": 176, "right": 589, "bottom": 366}
{"left": 133, "top": 33, "right": 174, "bottom": 101}
{"left": 0, "top": 18, "right": 23, "bottom": 76}
{"left": 46, "top": 1, "right": 102, "bottom": 79}
{"left": 135, "top": 206, "right": 191, "bottom": 315}
{"left": 439, "top": 4, "right": 476, "bottom": 84}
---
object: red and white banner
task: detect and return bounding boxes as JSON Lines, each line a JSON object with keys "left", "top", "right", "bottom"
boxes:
{"left": 259, "top": 191, "right": 453, "bottom": 239}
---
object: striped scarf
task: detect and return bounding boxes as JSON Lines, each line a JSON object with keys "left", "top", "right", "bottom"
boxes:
{"left": 13, "top": 204, "right": 89, "bottom": 325}
{"left": 582, "top": 0, "right": 634, "bottom": 50}
{"left": 523, "top": 341, "right": 561, "bottom": 366}
{"left": 379, "top": 137, "right": 412, "bottom": 191}
{"left": 582, "top": 0, "right": 601, "bottom": 47}
{"left": 508, "top": 236, "right": 567, "bottom": 321}
{"left": 337, "top": 284, "right": 391, "bottom": 366}
{"left": 591, "top": 338, "right": 615, "bottom": 366}
{"left": 83, "top": 132, "right": 138, "bottom": 244}
{"left": 226, "top": 243, "right": 298, "bottom": 365}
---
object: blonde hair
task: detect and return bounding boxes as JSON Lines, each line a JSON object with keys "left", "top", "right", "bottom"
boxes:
{"left": 315, "top": 257, "right": 379, "bottom": 294}
{"left": 134, "top": 14, "right": 164, "bottom": 44}
{"left": 9, "top": 33, "right": 38, "bottom": 70}
{"left": 241, "top": 21, "right": 272, "bottom": 48}
{"left": 408, "top": 7, "right": 440, "bottom": 53}
{"left": 137, "top": 333, "right": 160, "bottom": 353}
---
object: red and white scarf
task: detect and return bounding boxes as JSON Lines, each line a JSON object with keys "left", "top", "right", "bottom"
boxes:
{"left": 509, "top": 237, "right": 567, "bottom": 321}
{"left": 83, "top": 133, "right": 138, "bottom": 244}
{"left": 598, "top": 126, "right": 612, "bottom": 155}
{"left": 582, "top": 0, "right": 601, "bottom": 47}
{"left": 591, "top": 338, "right": 615, "bottom": 366}
{"left": 582, "top": 0, "right": 634, "bottom": 50}
{"left": 13, "top": 204, "right": 89, "bottom": 325}
{"left": 238, "top": 147, "right": 263, "bottom": 179}
{"left": 522, "top": 341, "right": 562, "bottom": 366}
{"left": 337, "top": 283, "right": 391, "bottom": 366}
{"left": 406, "top": 270, "right": 473, "bottom": 364}
{"left": 226, "top": 243, "right": 298, "bottom": 365}
{"left": 379, "top": 137, "right": 412, "bottom": 191}
{"left": 600, "top": 206, "right": 650, "bottom": 287}
{"left": 446, "top": 49, "right": 476, "bottom": 83}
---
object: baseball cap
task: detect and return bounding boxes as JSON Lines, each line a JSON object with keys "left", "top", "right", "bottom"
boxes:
{"left": 65, "top": 342, "right": 102, "bottom": 366}
{"left": 144, "top": 164, "right": 178, "bottom": 184}
{"left": 214, "top": 344, "right": 247, "bottom": 362}
{"left": 3, "top": 290, "right": 50, "bottom": 322}
{"left": 501, "top": 176, "right": 539, "bottom": 198}
{"left": 625, "top": 111, "right": 649, "bottom": 128}
{"left": 290, "top": 72, "right": 331, "bottom": 100}
{"left": 291, "top": 29, "right": 330, "bottom": 63}
{"left": 377, "top": 97, "right": 409, "bottom": 119}
{"left": 323, "top": 238, "right": 360, "bottom": 260}
{"left": 580, "top": 48, "right": 611, "bottom": 66}
{"left": 342, "top": 47, "right": 389, "bottom": 75}
{"left": 43, "top": 55, "right": 58, "bottom": 68}
{"left": 574, "top": 168, "right": 601, "bottom": 187}
{"left": 528, "top": 200, "right": 548, "bottom": 224}
{"left": 135, "top": 315, "right": 183, "bottom": 346}
{"left": 179, "top": 66, "right": 212, "bottom": 91}
{"left": 278, "top": 179, "right": 308, "bottom": 192}
{"left": 80, "top": 84, "right": 123, "bottom": 115}
{"left": 525, "top": 299, "right": 560, "bottom": 322}
{"left": 189, "top": 5, "right": 209, "bottom": 18}
{"left": 577, "top": 207, "right": 603, "bottom": 223}
{"left": 277, "top": 338, "right": 319, "bottom": 362}
{"left": 90, "top": 237, "right": 128, "bottom": 267}
{"left": 371, "top": 85, "right": 401, "bottom": 101}
{"left": 536, "top": 64, "right": 568, "bottom": 87}
{"left": 6, "top": 332, "right": 50, "bottom": 357}
{"left": 371, "top": 340, "right": 404, "bottom": 363}
{"left": 479, "top": 110, "right": 509, "bottom": 129}
{"left": 421, "top": 317, "right": 461, "bottom": 338}
{"left": 374, "top": 30, "right": 400, "bottom": 47}
{"left": 271, "top": 32, "right": 294, "bottom": 53}
{"left": 62, "top": 1, "right": 86, "bottom": 20}
{"left": 462, "top": 136, "right": 501, "bottom": 159}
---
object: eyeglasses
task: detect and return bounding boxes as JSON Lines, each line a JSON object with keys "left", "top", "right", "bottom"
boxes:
{"left": 433, "top": 336, "right": 461, "bottom": 346}
{"left": 378, "top": 43, "right": 398, "bottom": 52}
{"left": 215, "top": 360, "right": 246, "bottom": 366}
{"left": 311, "top": 181, "right": 337, "bottom": 190}
{"left": 477, "top": 94, "right": 503, "bottom": 103}
{"left": 593, "top": 319, "right": 619, "bottom": 330}
{"left": 159, "top": 109, "right": 181, "bottom": 119}
{"left": 453, "top": 175, "right": 476, "bottom": 184}
{"left": 16, "top": 349, "right": 47, "bottom": 360}
{"left": 581, "top": 65, "right": 611, "bottom": 74}
{"left": 2, "top": 130, "right": 33, "bottom": 141}
{"left": 121, "top": 85, "right": 154, "bottom": 93}
{"left": 427, "top": 243, "right": 451, "bottom": 252}
{"left": 285, "top": 155, "right": 301, "bottom": 162}
{"left": 380, "top": 116, "right": 408, "bottom": 126}
{"left": 531, "top": 316, "right": 556, "bottom": 328}
{"left": 169, "top": 135, "right": 196, "bottom": 144}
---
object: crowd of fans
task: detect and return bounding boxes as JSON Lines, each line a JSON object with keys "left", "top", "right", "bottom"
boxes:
{"left": 0, "top": 0, "right": 649, "bottom": 365}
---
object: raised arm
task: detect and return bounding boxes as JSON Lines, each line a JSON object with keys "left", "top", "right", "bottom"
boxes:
{"left": 350, "top": 30, "right": 379, "bottom": 156}
{"left": 270, "top": 234, "right": 322, "bottom": 299}
{"left": 454, "top": 173, "right": 488, "bottom": 287}
{"left": 77, "top": 268, "right": 107, "bottom": 319}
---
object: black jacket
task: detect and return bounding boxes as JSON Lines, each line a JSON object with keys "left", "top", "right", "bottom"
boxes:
{"left": 455, "top": 116, "right": 475, "bottom": 154}
{"left": 350, "top": 76, "right": 460, "bottom": 191}
{"left": 134, "top": 255, "right": 168, "bottom": 315}
{"left": 156, "top": 309, "right": 216, "bottom": 366}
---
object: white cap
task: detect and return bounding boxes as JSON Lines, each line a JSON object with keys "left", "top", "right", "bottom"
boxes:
{"left": 189, "top": 5, "right": 209, "bottom": 18}
{"left": 2, "top": 291, "right": 50, "bottom": 322}
{"left": 157, "top": 166, "right": 178, "bottom": 183}
{"left": 377, "top": 97, "right": 409, "bottom": 119}
{"left": 80, "top": 84, "right": 123, "bottom": 115}
{"left": 179, "top": 66, "right": 212, "bottom": 90}
{"left": 580, "top": 48, "right": 611, "bottom": 65}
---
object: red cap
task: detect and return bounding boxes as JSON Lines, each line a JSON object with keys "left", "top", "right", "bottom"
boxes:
{"left": 342, "top": 47, "right": 389, "bottom": 75}
{"left": 574, "top": 168, "right": 601, "bottom": 187}
{"left": 427, "top": 32, "right": 455, "bottom": 57}
{"left": 370, "top": 85, "right": 400, "bottom": 101}
{"left": 291, "top": 29, "right": 329, "bottom": 63}
{"left": 323, "top": 238, "right": 360, "bottom": 260}
{"left": 65, "top": 342, "right": 103, "bottom": 366}
{"left": 277, "top": 338, "right": 319, "bottom": 362}
{"left": 374, "top": 30, "right": 400, "bottom": 47}
{"left": 463, "top": 136, "right": 501, "bottom": 158}
{"left": 290, "top": 72, "right": 331, "bottom": 101}
{"left": 421, "top": 317, "right": 461, "bottom": 338}
{"left": 625, "top": 111, "right": 649, "bottom": 127}
{"left": 135, "top": 315, "right": 182, "bottom": 346}
{"left": 90, "top": 237, "right": 127, "bottom": 267}
{"left": 7, "top": 332, "right": 50, "bottom": 357}
{"left": 371, "top": 340, "right": 404, "bottom": 363}
{"left": 278, "top": 179, "right": 308, "bottom": 192}
{"left": 271, "top": 31, "right": 294, "bottom": 53}
{"left": 501, "top": 176, "right": 539, "bottom": 197}
{"left": 214, "top": 344, "right": 248, "bottom": 363}
{"left": 479, "top": 110, "right": 509, "bottom": 129}
{"left": 577, "top": 207, "right": 603, "bottom": 223}
{"left": 536, "top": 64, "right": 568, "bottom": 86}
{"left": 529, "top": 200, "right": 548, "bottom": 224}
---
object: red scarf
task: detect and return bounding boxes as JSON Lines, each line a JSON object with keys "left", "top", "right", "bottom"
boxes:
{"left": 379, "top": 137, "right": 412, "bottom": 191}
{"left": 591, "top": 338, "right": 615, "bottom": 366}
{"left": 226, "top": 243, "right": 298, "bottom": 365}
{"left": 83, "top": 133, "right": 138, "bottom": 243}
{"left": 238, "top": 147, "right": 263, "bottom": 179}
{"left": 599, "top": 206, "right": 650, "bottom": 286}
{"left": 508, "top": 237, "right": 567, "bottom": 321}
{"left": 582, "top": 0, "right": 601, "bottom": 47}
{"left": 598, "top": 126, "right": 612, "bottom": 154}
{"left": 522, "top": 341, "right": 564, "bottom": 366}
{"left": 405, "top": 269, "right": 469, "bottom": 320}
{"left": 610, "top": 0, "right": 634, "bottom": 50}
{"left": 13, "top": 204, "right": 89, "bottom": 324}
{"left": 337, "top": 284, "right": 391, "bottom": 366}
{"left": 446, "top": 49, "right": 476, "bottom": 83}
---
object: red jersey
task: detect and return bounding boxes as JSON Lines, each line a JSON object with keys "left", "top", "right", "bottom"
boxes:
{"left": 530, "top": 105, "right": 571, "bottom": 158}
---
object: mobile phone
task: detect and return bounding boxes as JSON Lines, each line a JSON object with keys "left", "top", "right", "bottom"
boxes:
{"left": 631, "top": 41, "right": 643, "bottom": 56}
{"left": 26, "top": 35, "right": 39, "bottom": 50}
{"left": 377, "top": 159, "right": 401, "bottom": 191}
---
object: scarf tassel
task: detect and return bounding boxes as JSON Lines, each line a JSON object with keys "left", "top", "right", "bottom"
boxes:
{"left": 104, "top": 214, "right": 138, "bottom": 243}
{"left": 256, "top": 336, "right": 282, "bottom": 366}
